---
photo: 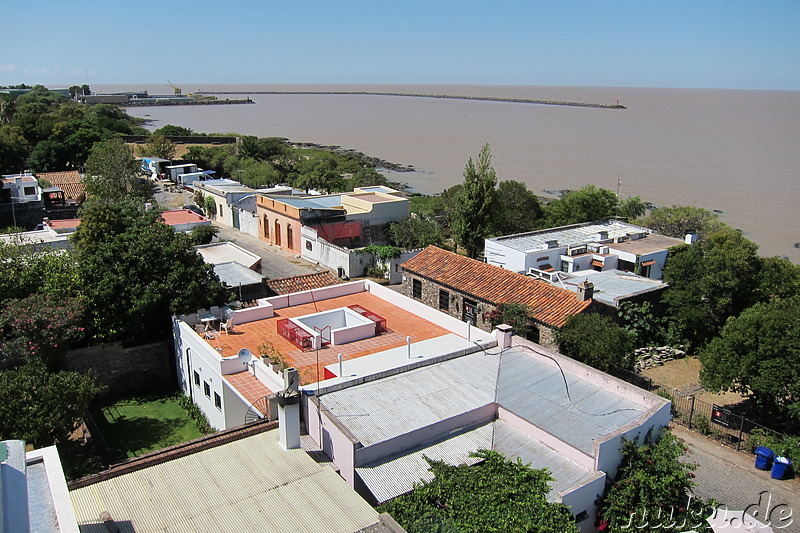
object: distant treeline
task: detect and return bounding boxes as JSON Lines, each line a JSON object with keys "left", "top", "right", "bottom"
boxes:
{"left": 195, "top": 91, "right": 627, "bottom": 110}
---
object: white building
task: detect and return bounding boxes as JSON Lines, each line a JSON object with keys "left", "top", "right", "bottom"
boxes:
{"left": 2, "top": 173, "right": 42, "bottom": 203}
{"left": 171, "top": 278, "right": 670, "bottom": 531}
{"left": 485, "top": 219, "right": 686, "bottom": 280}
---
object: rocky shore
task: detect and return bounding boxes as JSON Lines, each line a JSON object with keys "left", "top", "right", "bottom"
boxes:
{"left": 292, "top": 142, "right": 416, "bottom": 172}
{"left": 196, "top": 91, "right": 626, "bottom": 110}
{"left": 122, "top": 98, "right": 254, "bottom": 107}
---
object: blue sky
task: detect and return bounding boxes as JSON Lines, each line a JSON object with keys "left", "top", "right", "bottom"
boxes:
{"left": 2, "top": 1, "right": 798, "bottom": 89}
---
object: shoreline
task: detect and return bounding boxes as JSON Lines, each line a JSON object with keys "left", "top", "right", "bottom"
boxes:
{"left": 194, "top": 91, "right": 626, "bottom": 110}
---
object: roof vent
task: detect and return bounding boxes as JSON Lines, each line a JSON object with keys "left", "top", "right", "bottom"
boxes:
{"left": 545, "top": 240, "right": 559, "bottom": 249}
{"left": 597, "top": 231, "right": 609, "bottom": 241}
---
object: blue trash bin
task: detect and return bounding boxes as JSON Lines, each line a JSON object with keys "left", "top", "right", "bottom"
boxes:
{"left": 771, "top": 456, "right": 792, "bottom": 480}
{"left": 755, "top": 446, "right": 774, "bottom": 470}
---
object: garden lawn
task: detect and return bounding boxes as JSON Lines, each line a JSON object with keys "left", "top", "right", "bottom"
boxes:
{"left": 92, "top": 393, "right": 202, "bottom": 458}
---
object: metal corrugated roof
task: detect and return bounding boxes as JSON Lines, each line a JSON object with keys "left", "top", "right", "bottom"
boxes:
{"left": 356, "top": 423, "right": 493, "bottom": 503}
{"left": 489, "top": 220, "right": 648, "bottom": 251}
{"left": 213, "top": 261, "right": 264, "bottom": 288}
{"left": 496, "top": 348, "right": 645, "bottom": 455}
{"left": 492, "top": 420, "right": 597, "bottom": 500}
{"left": 320, "top": 352, "right": 499, "bottom": 447}
{"left": 69, "top": 430, "right": 382, "bottom": 533}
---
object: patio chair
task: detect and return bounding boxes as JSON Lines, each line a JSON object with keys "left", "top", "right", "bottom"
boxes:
{"left": 195, "top": 323, "right": 205, "bottom": 334}
{"left": 210, "top": 305, "right": 220, "bottom": 318}
{"left": 221, "top": 318, "right": 234, "bottom": 335}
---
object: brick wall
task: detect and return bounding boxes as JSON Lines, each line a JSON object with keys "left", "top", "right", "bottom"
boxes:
{"left": 63, "top": 340, "right": 172, "bottom": 395}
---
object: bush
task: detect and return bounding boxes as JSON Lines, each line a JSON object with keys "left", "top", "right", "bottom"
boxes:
{"left": 175, "top": 393, "right": 213, "bottom": 435}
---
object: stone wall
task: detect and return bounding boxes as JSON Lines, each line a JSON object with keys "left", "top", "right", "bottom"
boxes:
{"left": 63, "top": 340, "right": 172, "bottom": 395}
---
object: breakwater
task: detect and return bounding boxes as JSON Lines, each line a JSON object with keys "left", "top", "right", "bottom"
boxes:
{"left": 122, "top": 98, "right": 254, "bottom": 107}
{"left": 195, "top": 91, "right": 626, "bottom": 110}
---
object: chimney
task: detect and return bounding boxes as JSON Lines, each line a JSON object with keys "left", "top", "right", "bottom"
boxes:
{"left": 598, "top": 230, "right": 609, "bottom": 241}
{"left": 494, "top": 324, "right": 513, "bottom": 349}
{"left": 684, "top": 232, "right": 697, "bottom": 245}
{"left": 577, "top": 280, "right": 594, "bottom": 302}
{"left": 278, "top": 368, "right": 301, "bottom": 450}
{"left": 545, "top": 239, "right": 559, "bottom": 249}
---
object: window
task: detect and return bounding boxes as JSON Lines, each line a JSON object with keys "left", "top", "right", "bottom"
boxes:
{"left": 287, "top": 224, "right": 294, "bottom": 247}
{"left": 203, "top": 381, "right": 211, "bottom": 398}
{"left": 274, "top": 220, "right": 281, "bottom": 246}
{"left": 560, "top": 260, "right": 570, "bottom": 273}
{"left": 305, "top": 240, "right": 313, "bottom": 251}
{"left": 193, "top": 371, "right": 200, "bottom": 387}
{"left": 439, "top": 289, "right": 450, "bottom": 311}
{"left": 218, "top": 204, "right": 224, "bottom": 217}
{"left": 214, "top": 392, "right": 222, "bottom": 410}
{"left": 618, "top": 259, "right": 635, "bottom": 273}
{"left": 412, "top": 278, "right": 422, "bottom": 299}
{"left": 263, "top": 215, "right": 269, "bottom": 238}
{"left": 640, "top": 263, "right": 652, "bottom": 278}
{"left": 23, "top": 186, "right": 36, "bottom": 196}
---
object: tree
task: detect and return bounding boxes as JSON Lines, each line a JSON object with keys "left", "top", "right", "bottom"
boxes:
{"left": 699, "top": 297, "right": 800, "bottom": 413}
{"left": 555, "top": 313, "right": 634, "bottom": 371}
{"left": 544, "top": 185, "right": 618, "bottom": 227}
{"left": 0, "top": 124, "right": 30, "bottom": 174}
{"left": 236, "top": 158, "right": 281, "bottom": 188}
{"left": 379, "top": 450, "right": 578, "bottom": 533}
{"left": 84, "top": 138, "right": 150, "bottom": 201}
{"left": 451, "top": 144, "right": 496, "bottom": 258}
{"left": 26, "top": 139, "right": 70, "bottom": 172}
{"left": 138, "top": 133, "right": 176, "bottom": 160}
{"left": 491, "top": 180, "right": 542, "bottom": 236}
{"left": 0, "top": 240, "right": 81, "bottom": 301}
{"left": 662, "top": 229, "right": 761, "bottom": 348}
{"left": 597, "top": 429, "right": 715, "bottom": 533}
{"left": 294, "top": 155, "right": 345, "bottom": 193}
{"left": 617, "top": 196, "right": 648, "bottom": 221}
{"left": 74, "top": 201, "right": 227, "bottom": 340}
{"left": 638, "top": 205, "right": 726, "bottom": 240}
{"left": 488, "top": 301, "right": 534, "bottom": 338}
{"left": 237, "top": 135, "right": 266, "bottom": 160}
{"left": 153, "top": 124, "right": 194, "bottom": 137}
{"left": 204, "top": 195, "right": 217, "bottom": 217}
{"left": 189, "top": 224, "right": 219, "bottom": 245}
{"left": 756, "top": 256, "right": 800, "bottom": 302}
{"left": 388, "top": 217, "right": 444, "bottom": 249}
{"left": 618, "top": 301, "right": 670, "bottom": 348}
{"left": 0, "top": 361, "right": 102, "bottom": 448}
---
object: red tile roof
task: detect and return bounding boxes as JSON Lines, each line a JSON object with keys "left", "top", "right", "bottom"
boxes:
{"left": 160, "top": 209, "right": 210, "bottom": 226}
{"left": 36, "top": 171, "right": 85, "bottom": 199}
{"left": 265, "top": 271, "right": 341, "bottom": 296}
{"left": 401, "top": 246, "right": 591, "bottom": 328}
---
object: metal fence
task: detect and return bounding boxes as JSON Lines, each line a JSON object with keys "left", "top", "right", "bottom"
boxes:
{"left": 611, "top": 367, "right": 781, "bottom": 454}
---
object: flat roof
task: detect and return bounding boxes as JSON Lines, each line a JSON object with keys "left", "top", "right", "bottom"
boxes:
{"left": 496, "top": 347, "right": 646, "bottom": 455}
{"left": 556, "top": 269, "right": 667, "bottom": 307}
{"left": 160, "top": 209, "right": 211, "bottom": 226}
{"left": 69, "top": 430, "right": 384, "bottom": 533}
{"left": 213, "top": 261, "right": 264, "bottom": 288}
{"left": 348, "top": 192, "right": 396, "bottom": 203}
{"left": 489, "top": 220, "right": 682, "bottom": 253}
{"left": 195, "top": 242, "right": 260, "bottom": 269}
{"left": 274, "top": 195, "right": 344, "bottom": 210}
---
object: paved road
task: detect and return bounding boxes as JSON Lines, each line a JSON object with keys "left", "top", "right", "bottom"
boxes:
{"left": 673, "top": 426, "right": 799, "bottom": 531}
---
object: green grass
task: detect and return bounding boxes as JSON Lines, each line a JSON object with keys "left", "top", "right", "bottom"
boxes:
{"left": 91, "top": 392, "right": 203, "bottom": 459}
{"left": 408, "top": 195, "right": 442, "bottom": 216}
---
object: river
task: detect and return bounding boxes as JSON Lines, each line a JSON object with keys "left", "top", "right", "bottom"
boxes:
{"left": 97, "top": 83, "right": 800, "bottom": 261}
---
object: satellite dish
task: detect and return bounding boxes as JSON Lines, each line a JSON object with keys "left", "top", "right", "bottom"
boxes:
{"left": 237, "top": 348, "right": 253, "bottom": 364}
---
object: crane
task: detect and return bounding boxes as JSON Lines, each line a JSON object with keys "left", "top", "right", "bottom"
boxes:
{"left": 167, "top": 81, "right": 181, "bottom": 96}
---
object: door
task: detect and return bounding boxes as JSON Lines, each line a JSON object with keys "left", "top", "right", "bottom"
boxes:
{"left": 462, "top": 298, "right": 478, "bottom": 325}
{"left": 232, "top": 208, "right": 240, "bottom": 229}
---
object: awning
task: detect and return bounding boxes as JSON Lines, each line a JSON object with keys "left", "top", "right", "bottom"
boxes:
{"left": 641, "top": 260, "right": 656, "bottom": 267}
{"left": 591, "top": 260, "right": 604, "bottom": 268}
{"left": 539, "top": 263, "right": 554, "bottom": 272}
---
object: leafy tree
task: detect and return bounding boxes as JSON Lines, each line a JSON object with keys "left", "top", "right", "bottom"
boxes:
{"left": 348, "top": 166, "right": 388, "bottom": 189}
{"left": 699, "top": 297, "right": 800, "bottom": 413}
{"left": 379, "top": 450, "right": 578, "bottom": 533}
{"left": 0, "top": 124, "right": 30, "bottom": 174}
{"left": 0, "top": 294, "right": 85, "bottom": 368}
{"left": 189, "top": 224, "right": 219, "bottom": 245}
{"left": 597, "top": 429, "right": 715, "bottom": 533}
{"left": 488, "top": 301, "right": 534, "bottom": 338}
{"left": 26, "top": 139, "right": 70, "bottom": 171}
{"left": 236, "top": 158, "right": 281, "bottom": 188}
{"left": 237, "top": 135, "right": 266, "bottom": 160}
{"left": 74, "top": 201, "right": 227, "bottom": 340}
{"left": 138, "top": 133, "right": 176, "bottom": 160}
{"left": 294, "top": 155, "right": 345, "bottom": 193}
{"left": 544, "top": 185, "right": 618, "bottom": 227}
{"left": 204, "top": 195, "right": 217, "bottom": 217}
{"left": 491, "top": 180, "right": 542, "bottom": 236}
{"left": 0, "top": 240, "right": 81, "bottom": 300}
{"left": 756, "top": 256, "right": 800, "bottom": 302}
{"left": 85, "top": 138, "right": 151, "bottom": 201}
{"left": 617, "top": 196, "right": 648, "bottom": 221}
{"left": 153, "top": 124, "right": 194, "bottom": 136}
{"left": 452, "top": 144, "right": 497, "bottom": 258}
{"left": 618, "top": 301, "right": 670, "bottom": 348}
{"left": 662, "top": 229, "right": 760, "bottom": 348}
{"left": 556, "top": 313, "right": 634, "bottom": 371}
{"left": 637, "top": 205, "right": 726, "bottom": 240}
{"left": 0, "top": 361, "right": 102, "bottom": 448}
{"left": 388, "top": 217, "right": 444, "bottom": 249}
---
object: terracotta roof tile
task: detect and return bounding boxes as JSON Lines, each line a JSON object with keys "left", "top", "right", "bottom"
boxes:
{"left": 36, "top": 170, "right": 85, "bottom": 199}
{"left": 265, "top": 271, "right": 341, "bottom": 296}
{"left": 401, "top": 246, "right": 591, "bottom": 328}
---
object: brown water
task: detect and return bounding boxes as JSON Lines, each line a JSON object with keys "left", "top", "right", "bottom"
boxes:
{"left": 103, "top": 84, "right": 800, "bottom": 261}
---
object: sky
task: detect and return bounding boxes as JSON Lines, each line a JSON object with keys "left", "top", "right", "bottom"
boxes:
{"left": 2, "top": 1, "right": 798, "bottom": 90}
